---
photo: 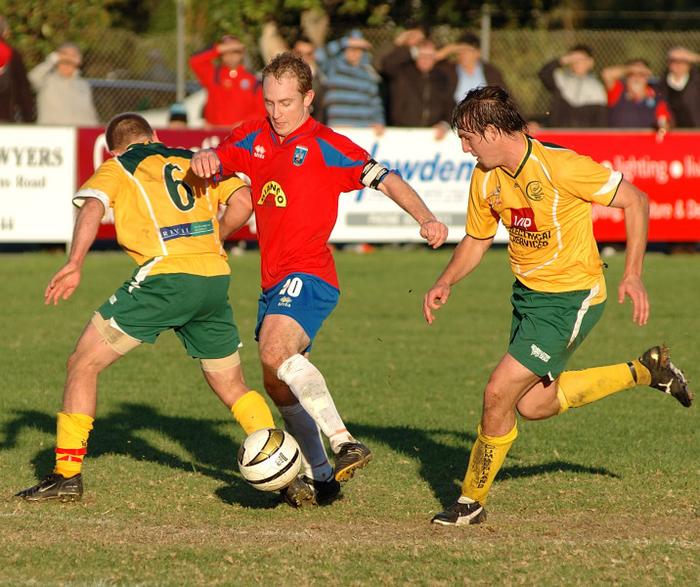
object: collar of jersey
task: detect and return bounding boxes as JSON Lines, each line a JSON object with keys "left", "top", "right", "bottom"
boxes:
{"left": 502, "top": 134, "right": 532, "bottom": 179}
{"left": 267, "top": 116, "right": 318, "bottom": 147}
{"left": 124, "top": 141, "right": 161, "bottom": 152}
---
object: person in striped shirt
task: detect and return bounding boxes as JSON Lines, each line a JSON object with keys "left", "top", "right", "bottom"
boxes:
{"left": 316, "top": 29, "right": 385, "bottom": 132}
{"left": 423, "top": 86, "right": 692, "bottom": 526}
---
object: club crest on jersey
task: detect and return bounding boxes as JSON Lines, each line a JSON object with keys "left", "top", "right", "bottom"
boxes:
{"left": 254, "top": 145, "right": 266, "bottom": 159}
{"left": 292, "top": 145, "right": 308, "bottom": 167}
{"left": 525, "top": 181, "right": 545, "bottom": 201}
{"left": 258, "top": 180, "right": 287, "bottom": 207}
{"left": 510, "top": 208, "right": 538, "bottom": 232}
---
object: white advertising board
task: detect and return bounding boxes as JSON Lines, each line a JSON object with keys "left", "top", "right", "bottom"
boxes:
{"left": 332, "top": 128, "right": 509, "bottom": 243}
{"left": 0, "top": 125, "right": 76, "bottom": 243}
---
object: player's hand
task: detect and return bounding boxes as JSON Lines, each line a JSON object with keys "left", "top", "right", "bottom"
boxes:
{"left": 423, "top": 282, "right": 451, "bottom": 324}
{"left": 618, "top": 274, "right": 649, "bottom": 326}
{"left": 191, "top": 148, "right": 222, "bottom": 179}
{"left": 45, "top": 262, "right": 81, "bottom": 306}
{"left": 420, "top": 219, "right": 448, "bottom": 249}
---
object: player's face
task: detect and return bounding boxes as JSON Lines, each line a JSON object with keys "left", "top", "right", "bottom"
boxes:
{"left": 457, "top": 128, "right": 502, "bottom": 169}
{"left": 263, "top": 74, "right": 314, "bottom": 138}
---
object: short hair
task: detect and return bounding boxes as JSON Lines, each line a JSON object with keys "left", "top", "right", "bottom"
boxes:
{"left": 570, "top": 44, "right": 593, "bottom": 57}
{"left": 458, "top": 32, "right": 480, "bottom": 49}
{"left": 105, "top": 112, "right": 154, "bottom": 151}
{"left": 451, "top": 85, "right": 527, "bottom": 136}
{"left": 262, "top": 51, "right": 313, "bottom": 95}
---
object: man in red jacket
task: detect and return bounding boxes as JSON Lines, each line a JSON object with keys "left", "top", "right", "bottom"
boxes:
{"left": 189, "top": 35, "right": 266, "bottom": 128}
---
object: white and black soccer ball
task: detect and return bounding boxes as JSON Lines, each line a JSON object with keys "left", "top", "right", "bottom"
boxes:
{"left": 237, "top": 428, "right": 302, "bottom": 491}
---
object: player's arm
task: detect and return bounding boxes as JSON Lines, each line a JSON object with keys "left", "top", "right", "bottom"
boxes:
{"left": 45, "top": 197, "right": 105, "bottom": 306}
{"left": 375, "top": 170, "right": 448, "bottom": 248}
{"left": 609, "top": 179, "right": 650, "bottom": 326}
{"left": 219, "top": 185, "right": 253, "bottom": 240}
{"left": 423, "top": 235, "right": 493, "bottom": 324}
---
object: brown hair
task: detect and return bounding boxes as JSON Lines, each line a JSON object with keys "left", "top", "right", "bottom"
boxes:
{"left": 262, "top": 51, "right": 313, "bottom": 95}
{"left": 105, "top": 112, "right": 154, "bottom": 151}
{"left": 451, "top": 85, "right": 527, "bottom": 137}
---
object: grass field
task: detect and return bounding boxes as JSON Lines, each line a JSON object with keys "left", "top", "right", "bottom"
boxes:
{"left": 1, "top": 247, "right": 698, "bottom": 585}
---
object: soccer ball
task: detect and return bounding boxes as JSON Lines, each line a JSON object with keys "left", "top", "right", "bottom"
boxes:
{"left": 237, "top": 428, "right": 302, "bottom": 491}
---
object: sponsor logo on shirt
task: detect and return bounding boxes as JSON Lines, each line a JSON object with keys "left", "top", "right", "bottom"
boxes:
{"left": 530, "top": 344, "right": 551, "bottom": 363}
{"left": 510, "top": 208, "right": 538, "bottom": 232}
{"left": 257, "top": 181, "right": 287, "bottom": 207}
{"left": 254, "top": 145, "right": 266, "bottom": 159}
{"left": 293, "top": 145, "right": 308, "bottom": 167}
{"left": 160, "top": 220, "right": 214, "bottom": 241}
{"left": 525, "top": 181, "right": 545, "bottom": 201}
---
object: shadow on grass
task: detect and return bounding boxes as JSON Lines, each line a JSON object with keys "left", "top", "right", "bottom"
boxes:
{"left": 348, "top": 422, "right": 619, "bottom": 508}
{"left": 1, "top": 404, "right": 275, "bottom": 509}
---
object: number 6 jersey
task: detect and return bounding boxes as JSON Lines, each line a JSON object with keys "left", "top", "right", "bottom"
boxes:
{"left": 74, "top": 142, "right": 247, "bottom": 277}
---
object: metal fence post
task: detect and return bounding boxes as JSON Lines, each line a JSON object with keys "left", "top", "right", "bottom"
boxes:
{"left": 176, "top": 0, "right": 185, "bottom": 103}
{"left": 480, "top": 4, "right": 492, "bottom": 62}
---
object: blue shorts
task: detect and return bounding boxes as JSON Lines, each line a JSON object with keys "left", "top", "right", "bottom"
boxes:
{"left": 255, "top": 273, "right": 340, "bottom": 351}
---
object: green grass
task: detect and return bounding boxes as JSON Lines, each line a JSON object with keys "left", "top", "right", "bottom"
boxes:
{"left": 1, "top": 248, "right": 698, "bottom": 585}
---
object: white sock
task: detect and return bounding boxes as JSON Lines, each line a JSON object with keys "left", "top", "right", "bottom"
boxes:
{"left": 278, "top": 403, "right": 333, "bottom": 482}
{"left": 458, "top": 495, "right": 477, "bottom": 505}
{"left": 277, "top": 354, "right": 354, "bottom": 453}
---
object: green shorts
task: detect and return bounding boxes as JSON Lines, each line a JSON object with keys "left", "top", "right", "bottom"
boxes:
{"left": 508, "top": 280, "right": 605, "bottom": 380}
{"left": 97, "top": 271, "right": 240, "bottom": 359}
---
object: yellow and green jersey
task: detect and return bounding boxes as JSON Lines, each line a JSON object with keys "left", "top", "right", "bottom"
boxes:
{"left": 74, "top": 142, "right": 247, "bottom": 277}
{"left": 467, "top": 135, "right": 622, "bottom": 301}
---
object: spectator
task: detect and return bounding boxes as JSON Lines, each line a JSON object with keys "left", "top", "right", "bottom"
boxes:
{"left": 0, "top": 15, "right": 35, "bottom": 122}
{"left": 436, "top": 32, "right": 510, "bottom": 103}
{"left": 28, "top": 43, "right": 99, "bottom": 126}
{"left": 603, "top": 59, "right": 671, "bottom": 134}
{"left": 293, "top": 35, "right": 328, "bottom": 124}
{"left": 167, "top": 102, "right": 188, "bottom": 128}
{"left": 538, "top": 45, "right": 607, "bottom": 128}
{"left": 659, "top": 46, "right": 700, "bottom": 128}
{"left": 317, "top": 29, "right": 385, "bottom": 132}
{"left": 380, "top": 29, "right": 454, "bottom": 139}
{"left": 189, "top": 35, "right": 266, "bottom": 129}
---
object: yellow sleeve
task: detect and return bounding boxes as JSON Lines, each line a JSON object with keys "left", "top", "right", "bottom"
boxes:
{"left": 73, "top": 158, "right": 124, "bottom": 210}
{"left": 466, "top": 171, "right": 499, "bottom": 239}
{"left": 557, "top": 152, "right": 623, "bottom": 206}
{"left": 212, "top": 175, "right": 248, "bottom": 206}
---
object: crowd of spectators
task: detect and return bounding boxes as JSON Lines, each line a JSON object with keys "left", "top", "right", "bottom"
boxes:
{"left": 1, "top": 11, "right": 699, "bottom": 133}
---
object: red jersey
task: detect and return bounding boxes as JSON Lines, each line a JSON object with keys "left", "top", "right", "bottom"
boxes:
{"left": 189, "top": 48, "right": 266, "bottom": 127}
{"left": 216, "top": 116, "right": 370, "bottom": 289}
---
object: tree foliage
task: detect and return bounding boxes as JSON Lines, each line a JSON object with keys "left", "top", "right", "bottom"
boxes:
{"left": 0, "top": 0, "right": 114, "bottom": 67}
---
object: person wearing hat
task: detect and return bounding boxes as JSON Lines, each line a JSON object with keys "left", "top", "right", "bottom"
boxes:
{"left": 168, "top": 102, "right": 188, "bottom": 128}
{"left": 316, "top": 29, "right": 385, "bottom": 132}
{"left": 28, "top": 42, "right": 98, "bottom": 126}
{"left": 189, "top": 35, "right": 266, "bottom": 128}
{"left": 659, "top": 46, "right": 700, "bottom": 128}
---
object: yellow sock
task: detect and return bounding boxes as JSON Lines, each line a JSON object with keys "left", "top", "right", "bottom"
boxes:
{"left": 556, "top": 361, "right": 643, "bottom": 414}
{"left": 54, "top": 412, "right": 94, "bottom": 477}
{"left": 461, "top": 424, "right": 518, "bottom": 504}
{"left": 231, "top": 390, "right": 275, "bottom": 435}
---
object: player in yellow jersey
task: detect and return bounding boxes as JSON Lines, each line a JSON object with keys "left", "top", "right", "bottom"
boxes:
{"left": 16, "top": 113, "right": 276, "bottom": 502}
{"left": 423, "top": 86, "right": 692, "bottom": 526}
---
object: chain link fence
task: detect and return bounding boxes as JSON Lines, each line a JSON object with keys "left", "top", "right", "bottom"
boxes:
{"left": 78, "top": 22, "right": 700, "bottom": 124}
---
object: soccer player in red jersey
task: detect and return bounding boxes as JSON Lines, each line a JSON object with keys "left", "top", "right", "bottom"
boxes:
{"left": 192, "top": 52, "right": 448, "bottom": 506}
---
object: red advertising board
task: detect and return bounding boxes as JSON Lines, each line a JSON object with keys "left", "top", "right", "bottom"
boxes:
{"left": 535, "top": 130, "right": 700, "bottom": 242}
{"left": 77, "top": 128, "right": 700, "bottom": 243}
